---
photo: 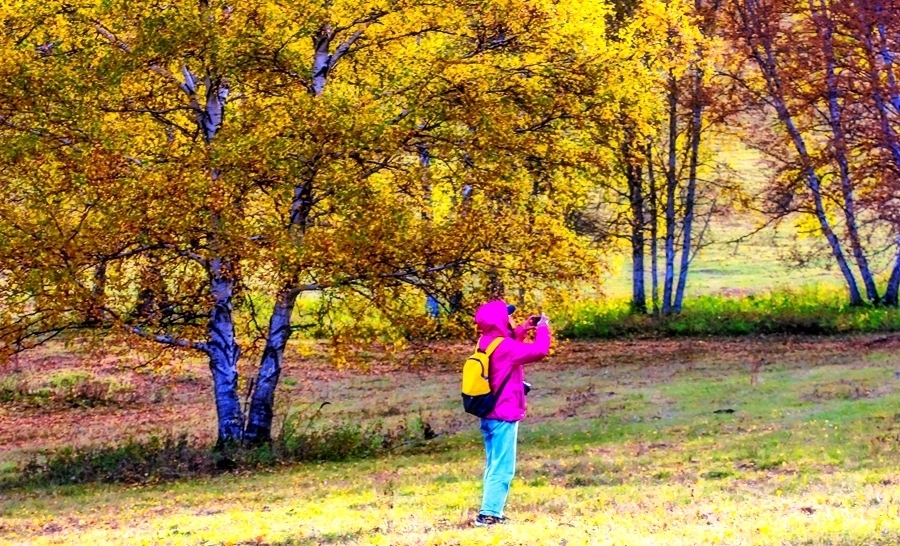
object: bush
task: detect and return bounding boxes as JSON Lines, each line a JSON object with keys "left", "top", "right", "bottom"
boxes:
{"left": 0, "top": 371, "right": 136, "bottom": 410}
{"left": 557, "top": 286, "right": 900, "bottom": 339}
{"left": 8, "top": 411, "right": 437, "bottom": 488}
{"left": 270, "top": 404, "right": 429, "bottom": 463}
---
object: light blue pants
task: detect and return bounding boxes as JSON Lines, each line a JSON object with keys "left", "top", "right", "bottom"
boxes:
{"left": 480, "top": 418, "right": 519, "bottom": 517}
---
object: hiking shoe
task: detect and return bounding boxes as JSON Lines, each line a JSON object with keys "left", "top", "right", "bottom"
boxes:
{"left": 474, "top": 514, "right": 507, "bottom": 527}
{"left": 475, "top": 514, "right": 499, "bottom": 527}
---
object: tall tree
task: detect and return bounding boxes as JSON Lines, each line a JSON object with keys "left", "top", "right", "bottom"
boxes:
{"left": 0, "top": 0, "right": 624, "bottom": 444}
{"left": 582, "top": 0, "right": 716, "bottom": 315}
{"left": 724, "top": 0, "right": 900, "bottom": 306}
{"left": 845, "top": 0, "right": 900, "bottom": 305}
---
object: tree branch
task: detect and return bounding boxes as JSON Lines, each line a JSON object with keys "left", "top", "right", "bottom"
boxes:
{"left": 128, "top": 325, "right": 209, "bottom": 353}
{"left": 289, "top": 261, "right": 466, "bottom": 296}
{"left": 92, "top": 22, "right": 183, "bottom": 88}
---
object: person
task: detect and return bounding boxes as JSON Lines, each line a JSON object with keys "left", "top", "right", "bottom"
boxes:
{"left": 472, "top": 300, "right": 552, "bottom": 527}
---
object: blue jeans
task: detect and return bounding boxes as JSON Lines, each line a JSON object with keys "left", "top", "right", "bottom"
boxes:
{"left": 480, "top": 419, "right": 519, "bottom": 517}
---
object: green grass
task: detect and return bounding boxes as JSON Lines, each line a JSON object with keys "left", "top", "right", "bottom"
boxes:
{"left": 601, "top": 139, "right": 856, "bottom": 301}
{"left": 559, "top": 285, "right": 900, "bottom": 338}
{"left": 601, "top": 220, "right": 851, "bottom": 300}
{"left": 5, "top": 338, "right": 900, "bottom": 544}
{"left": 0, "top": 369, "right": 136, "bottom": 410}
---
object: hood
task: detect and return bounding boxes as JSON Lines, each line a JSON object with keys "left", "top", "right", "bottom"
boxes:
{"left": 474, "top": 300, "right": 511, "bottom": 338}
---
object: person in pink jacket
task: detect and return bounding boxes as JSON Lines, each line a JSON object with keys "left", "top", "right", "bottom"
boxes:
{"left": 472, "top": 300, "right": 551, "bottom": 526}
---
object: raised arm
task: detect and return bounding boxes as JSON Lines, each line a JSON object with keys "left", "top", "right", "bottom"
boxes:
{"left": 508, "top": 322, "right": 551, "bottom": 366}
{"left": 513, "top": 323, "right": 531, "bottom": 341}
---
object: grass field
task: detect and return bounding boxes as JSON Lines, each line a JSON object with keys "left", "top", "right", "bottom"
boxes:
{"left": 597, "top": 194, "right": 884, "bottom": 305}
{"left": 5, "top": 336, "right": 900, "bottom": 545}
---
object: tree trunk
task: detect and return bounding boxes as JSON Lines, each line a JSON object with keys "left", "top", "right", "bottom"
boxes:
{"left": 814, "top": 0, "right": 879, "bottom": 303}
{"left": 206, "top": 259, "right": 243, "bottom": 446}
{"left": 874, "top": 1, "right": 900, "bottom": 111}
{"left": 663, "top": 72, "right": 678, "bottom": 315}
{"left": 630, "top": 187, "right": 647, "bottom": 314}
{"left": 244, "top": 288, "right": 300, "bottom": 444}
{"left": 647, "top": 144, "right": 660, "bottom": 317}
{"left": 736, "top": 0, "right": 863, "bottom": 305}
{"left": 787, "top": 122, "right": 862, "bottom": 306}
{"left": 625, "top": 134, "right": 647, "bottom": 314}
{"left": 674, "top": 62, "right": 703, "bottom": 313}
{"left": 884, "top": 238, "right": 900, "bottom": 306}
{"left": 176, "top": 65, "right": 243, "bottom": 445}
{"left": 418, "top": 139, "right": 440, "bottom": 317}
{"left": 244, "top": 170, "right": 316, "bottom": 443}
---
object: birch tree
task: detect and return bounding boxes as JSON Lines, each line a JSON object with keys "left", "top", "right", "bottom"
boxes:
{"left": 724, "top": 0, "right": 900, "bottom": 306}
{"left": 0, "top": 0, "right": 624, "bottom": 444}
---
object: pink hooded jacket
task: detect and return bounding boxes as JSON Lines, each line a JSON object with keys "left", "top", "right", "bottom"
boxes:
{"left": 474, "top": 300, "right": 551, "bottom": 422}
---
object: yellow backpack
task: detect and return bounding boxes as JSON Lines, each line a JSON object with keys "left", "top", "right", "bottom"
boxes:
{"left": 461, "top": 337, "right": 506, "bottom": 417}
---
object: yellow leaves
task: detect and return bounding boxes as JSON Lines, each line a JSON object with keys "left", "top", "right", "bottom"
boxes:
{"left": 0, "top": 0, "right": 711, "bottom": 350}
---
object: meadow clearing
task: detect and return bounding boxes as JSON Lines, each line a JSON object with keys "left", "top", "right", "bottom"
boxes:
{"left": 4, "top": 334, "right": 900, "bottom": 545}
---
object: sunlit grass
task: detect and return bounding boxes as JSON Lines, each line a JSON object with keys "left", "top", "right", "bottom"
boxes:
{"left": 4, "top": 339, "right": 900, "bottom": 544}
{"left": 559, "top": 285, "right": 900, "bottom": 338}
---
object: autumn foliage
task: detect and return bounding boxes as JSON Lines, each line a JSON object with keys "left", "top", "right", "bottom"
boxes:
{"left": 3, "top": 0, "right": 900, "bottom": 446}
{"left": 0, "top": 0, "right": 703, "bottom": 443}
{"left": 723, "top": 0, "right": 900, "bottom": 305}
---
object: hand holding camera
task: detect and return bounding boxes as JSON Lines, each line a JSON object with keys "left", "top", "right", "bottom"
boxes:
{"left": 531, "top": 314, "right": 550, "bottom": 328}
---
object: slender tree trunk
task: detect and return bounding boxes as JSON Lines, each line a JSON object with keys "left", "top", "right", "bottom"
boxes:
{"left": 783, "top": 119, "right": 862, "bottom": 306}
{"left": 418, "top": 139, "right": 440, "bottom": 317}
{"left": 674, "top": 63, "right": 703, "bottom": 313}
{"left": 625, "top": 133, "right": 647, "bottom": 314}
{"left": 647, "top": 144, "right": 660, "bottom": 317}
{"left": 884, "top": 237, "right": 900, "bottom": 306}
{"left": 814, "top": 0, "right": 879, "bottom": 303}
{"left": 735, "top": 0, "right": 863, "bottom": 305}
{"left": 244, "top": 287, "right": 300, "bottom": 444}
{"left": 663, "top": 72, "right": 678, "bottom": 315}
{"left": 874, "top": 1, "right": 900, "bottom": 112}
{"left": 630, "top": 172, "right": 646, "bottom": 314}
{"left": 244, "top": 168, "right": 316, "bottom": 442}
{"left": 206, "top": 258, "right": 243, "bottom": 446}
